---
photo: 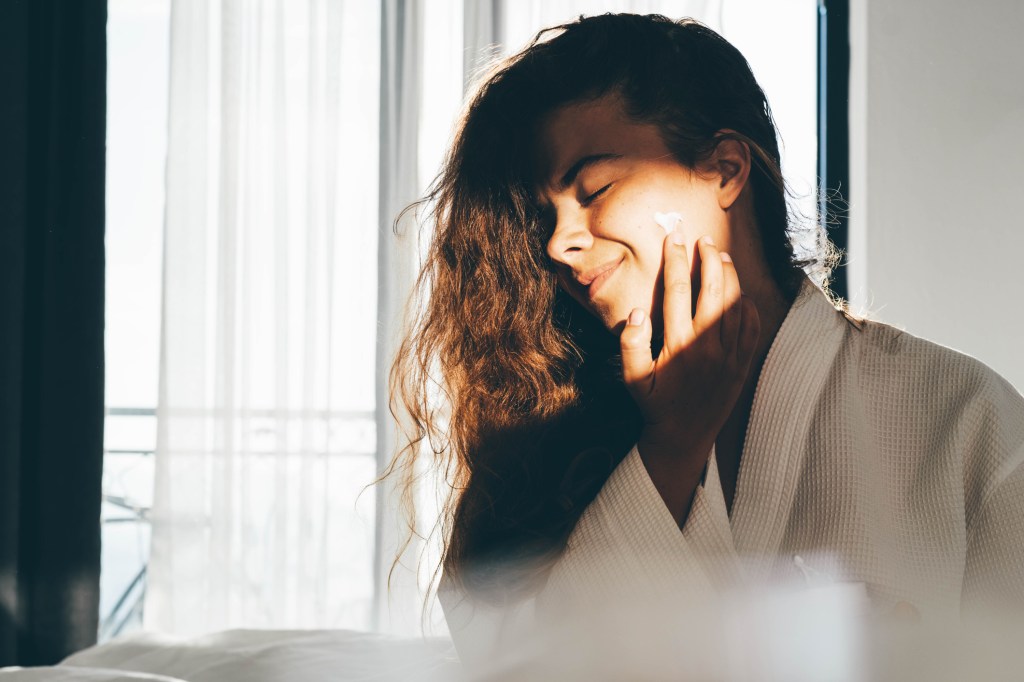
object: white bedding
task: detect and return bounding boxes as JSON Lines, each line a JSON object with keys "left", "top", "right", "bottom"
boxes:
{"left": 0, "top": 629, "right": 462, "bottom": 682}
{"left": 0, "top": 670, "right": 185, "bottom": 682}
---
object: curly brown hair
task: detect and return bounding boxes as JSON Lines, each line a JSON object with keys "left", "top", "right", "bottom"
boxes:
{"left": 386, "top": 13, "right": 841, "bottom": 605}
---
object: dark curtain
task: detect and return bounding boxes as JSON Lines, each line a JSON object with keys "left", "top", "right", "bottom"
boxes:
{"left": 0, "top": 0, "right": 107, "bottom": 668}
{"left": 817, "top": 0, "right": 850, "bottom": 300}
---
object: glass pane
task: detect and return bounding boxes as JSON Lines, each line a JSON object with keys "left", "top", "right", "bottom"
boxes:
{"left": 102, "top": 0, "right": 171, "bottom": 641}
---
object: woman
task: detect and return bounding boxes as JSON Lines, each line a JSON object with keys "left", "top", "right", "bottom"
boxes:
{"left": 389, "top": 13, "right": 1024, "bottom": 667}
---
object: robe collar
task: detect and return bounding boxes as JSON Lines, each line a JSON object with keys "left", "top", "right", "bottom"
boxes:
{"left": 703, "top": 274, "right": 850, "bottom": 578}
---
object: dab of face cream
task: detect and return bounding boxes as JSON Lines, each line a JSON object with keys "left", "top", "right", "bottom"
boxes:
{"left": 653, "top": 211, "right": 683, "bottom": 234}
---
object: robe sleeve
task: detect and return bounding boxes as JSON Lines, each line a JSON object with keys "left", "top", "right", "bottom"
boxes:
{"left": 961, "top": 442, "right": 1024, "bottom": 615}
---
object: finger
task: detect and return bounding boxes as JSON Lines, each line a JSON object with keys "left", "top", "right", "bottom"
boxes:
{"left": 692, "top": 236, "right": 725, "bottom": 342}
{"left": 662, "top": 230, "right": 696, "bottom": 351}
{"left": 719, "top": 251, "right": 742, "bottom": 355}
{"left": 620, "top": 307, "right": 655, "bottom": 392}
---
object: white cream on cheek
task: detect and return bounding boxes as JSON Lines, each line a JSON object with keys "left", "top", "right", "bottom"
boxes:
{"left": 653, "top": 211, "right": 683, "bottom": 234}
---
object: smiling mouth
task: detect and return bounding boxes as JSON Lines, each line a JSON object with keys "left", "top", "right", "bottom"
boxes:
{"left": 585, "top": 258, "right": 623, "bottom": 300}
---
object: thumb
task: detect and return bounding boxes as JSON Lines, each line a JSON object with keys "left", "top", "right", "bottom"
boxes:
{"left": 620, "top": 308, "right": 654, "bottom": 393}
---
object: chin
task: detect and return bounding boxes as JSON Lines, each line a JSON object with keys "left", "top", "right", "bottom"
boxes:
{"left": 595, "top": 305, "right": 630, "bottom": 334}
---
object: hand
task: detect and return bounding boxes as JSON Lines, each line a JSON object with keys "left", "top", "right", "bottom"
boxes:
{"left": 619, "top": 229, "right": 760, "bottom": 523}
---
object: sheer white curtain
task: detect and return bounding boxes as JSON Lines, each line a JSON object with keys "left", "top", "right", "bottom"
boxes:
{"left": 148, "top": 0, "right": 389, "bottom": 635}
{"left": 148, "top": 0, "right": 727, "bottom": 637}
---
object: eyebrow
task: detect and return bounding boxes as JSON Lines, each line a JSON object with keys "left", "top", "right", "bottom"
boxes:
{"left": 557, "top": 153, "right": 623, "bottom": 191}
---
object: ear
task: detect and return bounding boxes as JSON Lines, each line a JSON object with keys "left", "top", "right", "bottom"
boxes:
{"left": 710, "top": 130, "right": 752, "bottom": 210}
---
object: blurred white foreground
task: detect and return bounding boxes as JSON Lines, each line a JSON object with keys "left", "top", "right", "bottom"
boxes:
{"left": 2, "top": 586, "right": 1023, "bottom": 680}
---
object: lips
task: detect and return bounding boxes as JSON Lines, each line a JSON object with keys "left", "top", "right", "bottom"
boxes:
{"left": 576, "top": 261, "right": 618, "bottom": 287}
{"left": 577, "top": 258, "right": 623, "bottom": 300}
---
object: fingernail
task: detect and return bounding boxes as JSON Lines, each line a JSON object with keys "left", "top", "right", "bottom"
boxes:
{"left": 671, "top": 230, "right": 685, "bottom": 246}
{"left": 701, "top": 235, "right": 715, "bottom": 245}
{"left": 721, "top": 252, "right": 732, "bottom": 263}
{"left": 628, "top": 309, "right": 645, "bottom": 325}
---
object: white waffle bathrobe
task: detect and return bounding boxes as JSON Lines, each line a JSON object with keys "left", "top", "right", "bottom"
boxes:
{"left": 439, "top": 275, "right": 1024, "bottom": 665}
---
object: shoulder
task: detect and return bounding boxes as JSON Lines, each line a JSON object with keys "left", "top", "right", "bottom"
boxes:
{"left": 845, "top": 312, "right": 1022, "bottom": 422}
{"left": 844, "top": 314, "right": 1024, "bottom": 513}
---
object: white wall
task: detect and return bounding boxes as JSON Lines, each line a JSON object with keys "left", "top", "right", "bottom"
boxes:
{"left": 848, "top": 0, "right": 1024, "bottom": 391}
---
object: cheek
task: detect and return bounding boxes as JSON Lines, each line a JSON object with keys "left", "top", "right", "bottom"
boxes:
{"left": 630, "top": 171, "right": 712, "bottom": 237}
{"left": 593, "top": 189, "right": 672, "bottom": 250}
{"left": 587, "top": 201, "right": 665, "bottom": 298}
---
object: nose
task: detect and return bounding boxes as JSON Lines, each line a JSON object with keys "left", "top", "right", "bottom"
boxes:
{"left": 545, "top": 211, "right": 593, "bottom": 266}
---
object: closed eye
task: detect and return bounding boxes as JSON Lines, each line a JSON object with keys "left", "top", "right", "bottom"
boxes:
{"left": 580, "top": 183, "right": 612, "bottom": 207}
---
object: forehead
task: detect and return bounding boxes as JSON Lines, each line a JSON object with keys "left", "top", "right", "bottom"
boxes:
{"left": 535, "top": 93, "right": 669, "bottom": 189}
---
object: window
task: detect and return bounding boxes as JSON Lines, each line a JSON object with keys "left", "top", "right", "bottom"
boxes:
{"left": 101, "top": 0, "right": 169, "bottom": 640}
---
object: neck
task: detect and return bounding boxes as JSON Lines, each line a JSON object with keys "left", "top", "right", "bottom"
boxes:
{"left": 714, "top": 270, "right": 795, "bottom": 512}
{"left": 746, "top": 273, "right": 794, "bottom": 380}
{"left": 725, "top": 214, "right": 797, "bottom": 390}
{"left": 721, "top": 248, "right": 796, "bottom": 428}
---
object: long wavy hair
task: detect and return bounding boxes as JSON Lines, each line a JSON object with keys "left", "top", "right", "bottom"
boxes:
{"left": 387, "top": 13, "right": 841, "bottom": 605}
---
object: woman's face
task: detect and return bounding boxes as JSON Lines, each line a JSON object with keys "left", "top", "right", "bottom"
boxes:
{"left": 534, "top": 93, "right": 737, "bottom": 334}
